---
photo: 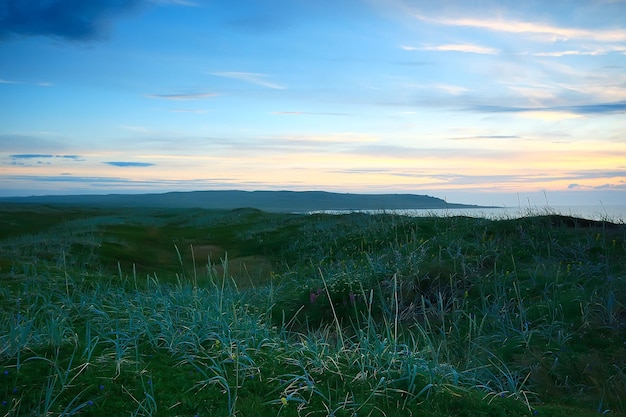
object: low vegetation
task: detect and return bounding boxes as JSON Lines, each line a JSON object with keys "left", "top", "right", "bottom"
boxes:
{"left": 1, "top": 204, "right": 624, "bottom": 416}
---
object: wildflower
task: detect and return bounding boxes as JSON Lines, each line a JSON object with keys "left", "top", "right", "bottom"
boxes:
{"left": 88, "top": 400, "right": 94, "bottom": 406}
{"left": 2, "top": 401, "right": 7, "bottom": 406}
{"left": 310, "top": 292, "right": 317, "bottom": 304}
{"left": 2, "top": 370, "right": 7, "bottom": 375}
{"left": 280, "top": 397, "right": 288, "bottom": 406}
{"left": 99, "top": 385, "right": 105, "bottom": 390}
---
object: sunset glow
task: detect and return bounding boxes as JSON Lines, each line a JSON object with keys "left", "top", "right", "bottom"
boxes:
{"left": 1, "top": 0, "right": 625, "bottom": 206}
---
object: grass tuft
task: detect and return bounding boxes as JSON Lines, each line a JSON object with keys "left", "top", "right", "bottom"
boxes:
{"left": 1, "top": 205, "right": 624, "bottom": 416}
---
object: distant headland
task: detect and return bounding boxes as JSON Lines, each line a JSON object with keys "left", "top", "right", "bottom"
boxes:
{"left": 0, "top": 190, "right": 496, "bottom": 212}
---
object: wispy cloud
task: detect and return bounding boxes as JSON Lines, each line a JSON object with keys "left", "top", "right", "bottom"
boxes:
{"left": 561, "top": 101, "right": 626, "bottom": 114}
{"left": 402, "top": 44, "right": 499, "bottom": 55}
{"left": 6, "top": 154, "right": 85, "bottom": 167}
{"left": 433, "top": 84, "right": 470, "bottom": 95}
{"left": 0, "top": 78, "right": 53, "bottom": 86}
{"left": 212, "top": 72, "right": 285, "bottom": 89}
{"left": 467, "top": 100, "right": 626, "bottom": 117}
{"left": 567, "top": 169, "right": 626, "bottom": 180}
{"left": 104, "top": 162, "right": 156, "bottom": 167}
{"left": 145, "top": 92, "right": 218, "bottom": 100}
{"left": 532, "top": 46, "right": 626, "bottom": 56}
{"left": 569, "top": 182, "right": 626, "bottom": 191}
{"left": 10, "top": 154, "right": 53, "bottom": 159}
{"left": 414, "top": 14, "right": 626, "bottom": 43}
{"left": 520, "top": 111, "right": 583, "bottom": 121}
{"left": 10, "top": 154, "right": 83, "bottom": 160}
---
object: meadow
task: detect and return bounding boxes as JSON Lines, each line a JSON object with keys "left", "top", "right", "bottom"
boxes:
{"left": 0, "top": 204, "right": 624, "bottom": 416}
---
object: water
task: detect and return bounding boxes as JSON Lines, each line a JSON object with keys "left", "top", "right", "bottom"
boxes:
{"left": 309, "top": 205, "right": 626, "bottom": 222}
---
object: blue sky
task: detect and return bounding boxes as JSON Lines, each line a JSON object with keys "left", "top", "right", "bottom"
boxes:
{"left": 1, "top": 0, "right": 625, "bottom": 206}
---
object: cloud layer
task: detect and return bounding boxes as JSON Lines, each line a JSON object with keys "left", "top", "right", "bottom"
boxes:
{"left": 0, "top": 0, "right": 146, "bottom": 40}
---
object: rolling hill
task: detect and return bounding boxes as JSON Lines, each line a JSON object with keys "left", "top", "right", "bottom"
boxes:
{"left": 0, "top": 190, "right": 491, "bottom": 212}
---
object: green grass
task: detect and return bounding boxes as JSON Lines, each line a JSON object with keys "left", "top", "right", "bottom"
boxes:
{"left": 0, "top": 204, "right": 624, "bottom": 416}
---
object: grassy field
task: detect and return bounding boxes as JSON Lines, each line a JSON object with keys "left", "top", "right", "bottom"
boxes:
{"left": 0, "top": 204, "right": 624, "bottom": 416}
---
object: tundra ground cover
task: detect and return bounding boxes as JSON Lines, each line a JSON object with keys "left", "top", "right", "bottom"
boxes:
{"left": 0, "top": 205, "right": 625, "bottom": 416}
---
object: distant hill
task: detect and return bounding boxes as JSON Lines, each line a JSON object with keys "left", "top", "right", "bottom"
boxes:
{"left": 0, "top": 190, "right": 492, "bottom": 212}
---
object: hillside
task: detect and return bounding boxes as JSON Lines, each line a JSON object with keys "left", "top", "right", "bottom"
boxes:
{"left": 0, "top": 190, "right": 490, "bottom": 211}
{"left": 0, "top": 206, "right": 624, "bottom": 416}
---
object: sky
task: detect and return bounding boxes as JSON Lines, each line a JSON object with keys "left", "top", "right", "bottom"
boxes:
{"left": 1, "top": 0, "right": 625, "bottom": 207}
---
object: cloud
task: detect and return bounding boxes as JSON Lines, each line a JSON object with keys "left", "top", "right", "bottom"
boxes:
{"left": 532, "top": 46, "right": 626, "bottom": 57}
{"left": 10, "top": 154, "right": 54, "bottom": 159}
{"left": 433, "top": 84, "right": 470, "bottom": 95}
{"left": 145, "top": 92, "right": 218, "bottom": 100}
{"left": 6, "top": 153, "right": 85, "bottom": 167}
{"left": 212, "top": 72, "right": 285, "bottom": 89}
{"left": 104, "top": 161, "right": 155, "bottom": 167}
{"left": 414, "top": 14, "right": 626, "bottom": 43}
{"left": 567, "top": 182, "right": 626, "bottom": 191}
{"left": 467, "top": 100, "right": 626, "bottom": 116}
{"left": 402, "top": 44, "right": 499, "bottom": 55}
{"left": 9, "top": 153, "right": 83, "bottom": 160}
{"left": 534, "top": 50, "right": 601, "bottom": 57}
{"left": 520, "top": 111, "right": 582, "bottom": 121}
{"left": 594, "top": 183, "right": 626, "bottom": 190}
{"left": 0, "top": 78, "right": 53, "bottom": 86}
{"left": 565, "top": 101, "right": 626, "bottom": 114}
{"left": 0, "top": 0, "right": 145, "bottom": 41}
{"left": 566, "top": 169, "right": 626, "bottom": 180}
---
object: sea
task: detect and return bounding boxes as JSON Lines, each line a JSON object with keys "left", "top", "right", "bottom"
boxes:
{"left": 309, "top": 205, "right": 626, "bottom": 223}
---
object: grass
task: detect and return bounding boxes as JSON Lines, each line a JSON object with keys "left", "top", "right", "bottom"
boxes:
{"left": 0, "top": 204, "right": 624, "bottom": 416}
